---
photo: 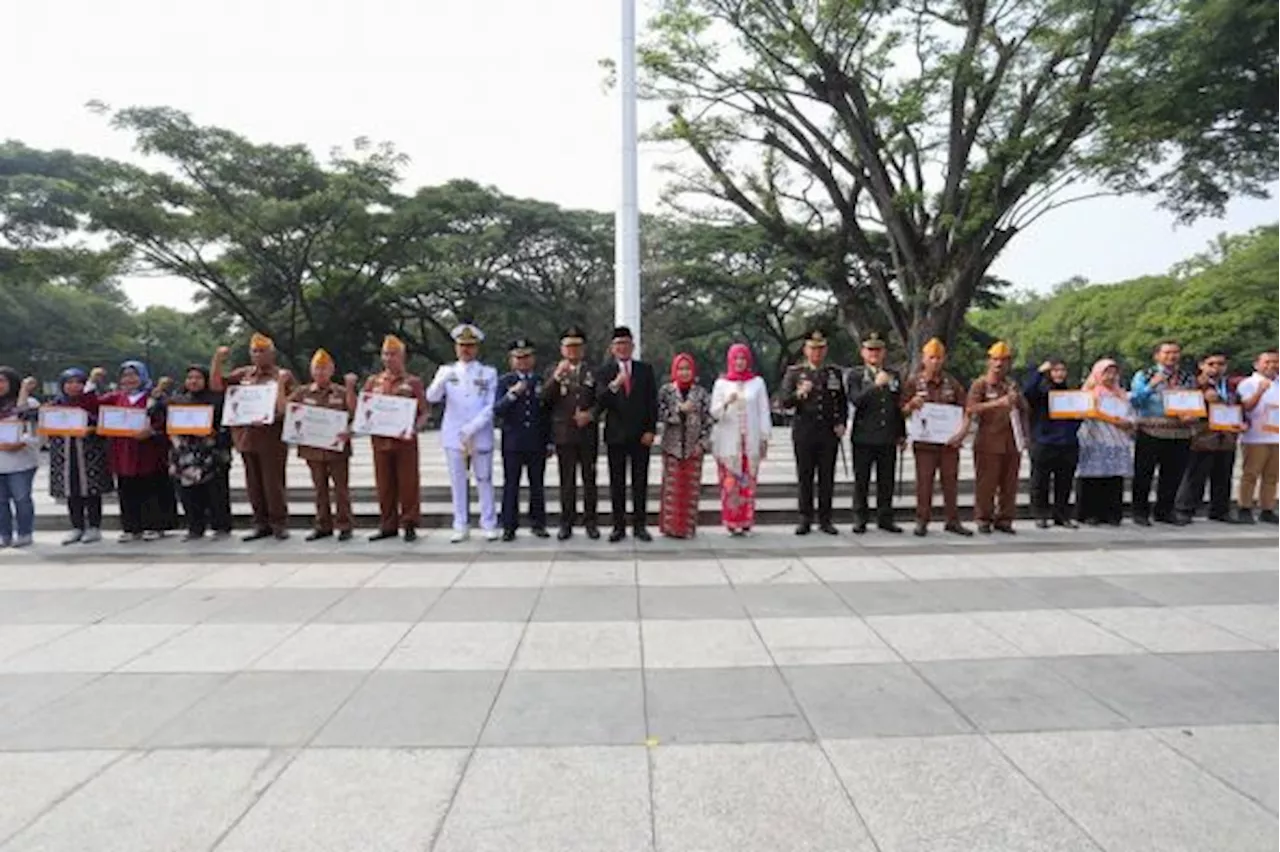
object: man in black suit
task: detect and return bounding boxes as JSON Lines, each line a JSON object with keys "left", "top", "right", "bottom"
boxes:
{"left": 596, "top": 326, "right": 659, "bottom": 542}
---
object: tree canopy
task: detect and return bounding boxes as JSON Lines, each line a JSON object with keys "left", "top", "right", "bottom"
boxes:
{"left": 635, "top": 0, "right": 1277, "bottom": 357}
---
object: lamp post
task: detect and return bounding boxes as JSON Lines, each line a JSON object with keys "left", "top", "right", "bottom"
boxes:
{"left": 616, "top": 0, "right": 642, "bottom": 356}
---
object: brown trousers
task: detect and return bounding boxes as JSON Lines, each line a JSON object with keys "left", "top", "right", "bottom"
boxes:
{"left": 914, "top": 444, "right": 960, "bottom": 524}
{"left": 374, "top": 440, "right": 420, "bottom": 530}
{"left": 974, "top": 450, "right": 1021, "bottom": 525}
{"left": 243, "top": 444, "right": 288, "bottom": 533}
{"left": 307, "top": 458, "right": 352, "bottom": 532}
{"left": 1239, "top": 443, "right": 1279, "bottom": 510}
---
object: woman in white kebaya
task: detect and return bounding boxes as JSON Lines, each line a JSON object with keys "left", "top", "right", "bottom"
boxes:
{"left": 710, "top": 344, "right": 771, "bottom": 535}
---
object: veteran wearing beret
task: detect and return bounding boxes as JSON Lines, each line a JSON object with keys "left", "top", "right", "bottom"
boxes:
{"left": 364, "top": 335, "right": 428, "bottom": 542}
{"left": 210, "top": 333, "right": 296, "bottom": 541}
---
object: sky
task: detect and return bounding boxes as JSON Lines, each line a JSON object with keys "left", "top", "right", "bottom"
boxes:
{"left": 4, "top": 0, "right": 1275, "bottom": 311}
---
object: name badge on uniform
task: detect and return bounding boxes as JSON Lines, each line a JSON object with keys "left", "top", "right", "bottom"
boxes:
{"left": 475, "top": 378, "right": 490, "bottom": 392}
{"left": 446, "top": 373, "right": 460, "bottom": 385}
{"left": 826, "top": 372, "right": 841, "bottom": 391}
{"left": 583, "top": 372, "right": 595, "bottom": 387}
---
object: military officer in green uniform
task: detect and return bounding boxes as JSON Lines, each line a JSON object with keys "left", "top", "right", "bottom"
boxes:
{"left": 845, "top": 333, "right": 906, "bottom": 534}
{"left": 780, "top": 330, "right": 848, "bottom": 535}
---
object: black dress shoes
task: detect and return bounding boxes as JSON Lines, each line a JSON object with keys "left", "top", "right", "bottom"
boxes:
{"left": 242, "top": 528, "right": 271, "bottom": 542}
{"left": 634, "top": 528, "right": 653, "bottom": 542}
{"left": 608, "top": 528, "right": 626, "bottom": 543}
{"left": 878, "top": 522, "right": 903, "bottom": 534}
{"left": 305, "top": 530, "right": 332, "bottom": 542}
{"left": 532, "top": 527, "right": 550, "bottom": 538}
{"left": 818, "top": 523, "right": 839, "bottom": 535}
{"left": 557, "top": 527, "right": 573, "bottom": 541}
{"left": 403, "top": 527, "right": 418, "bottom": 542}
{"left": 368, "top": 529, "right": 398, "bottom": 542}
{"left": 586, "top": 526, "right": 601, "bottom": 540}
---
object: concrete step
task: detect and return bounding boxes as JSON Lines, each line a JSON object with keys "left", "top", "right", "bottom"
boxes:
{"left": 31, "top": 490, "right": 1208, "bottom": 531}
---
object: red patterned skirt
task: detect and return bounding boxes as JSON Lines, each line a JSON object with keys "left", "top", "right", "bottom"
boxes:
{"left": 660, "top": 453, "right": 702, "bottom": 538}
{"left": 717, "top": 452, "right": 758, "bottom": 531}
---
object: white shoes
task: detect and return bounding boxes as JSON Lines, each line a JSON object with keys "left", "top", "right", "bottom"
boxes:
{"left": 13, "top": 534, "right": 33, "bottom": 548}
{"left": 483, "top": 528, "right": 501, "bottom": 542}
{"left": 82, "top": 528, "right": 101, "bottom": 544}
{"left": 62, "top": 529, "right": 84, "bottom": 545}
{"left": 450, "top": 529, "right": 470, "bottom": 544}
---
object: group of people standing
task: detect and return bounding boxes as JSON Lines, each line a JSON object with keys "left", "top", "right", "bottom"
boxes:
{"left": 783, "top": 332, "right": 1279, "bottom": 537}
{"left": 0, "top": 325, "right": 1275, "bottom": 548}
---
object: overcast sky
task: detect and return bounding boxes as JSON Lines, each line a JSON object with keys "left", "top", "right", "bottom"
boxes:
{"left": 5, "top": 0, "right": 1275, "bottom": 311}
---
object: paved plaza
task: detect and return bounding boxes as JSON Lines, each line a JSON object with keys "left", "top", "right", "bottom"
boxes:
{"left": 0, "top": 523, "right": 1275, "bottom": 851}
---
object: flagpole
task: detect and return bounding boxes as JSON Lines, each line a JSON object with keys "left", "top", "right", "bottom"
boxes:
{"left": 616, "top": 0, "right": 642, "bottom": 357}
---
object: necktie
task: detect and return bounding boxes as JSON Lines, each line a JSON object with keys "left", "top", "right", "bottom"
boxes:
{"left": 623, "top": 361, "right": 632, "bottom": 396}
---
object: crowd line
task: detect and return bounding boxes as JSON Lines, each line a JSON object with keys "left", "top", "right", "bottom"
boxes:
{"left": 0, "top": 324, "right": 1275, "bottom": 549}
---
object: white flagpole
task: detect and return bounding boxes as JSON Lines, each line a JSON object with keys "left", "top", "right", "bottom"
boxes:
{"left": 616, "top": 0, "right": 642, "bottom": 357}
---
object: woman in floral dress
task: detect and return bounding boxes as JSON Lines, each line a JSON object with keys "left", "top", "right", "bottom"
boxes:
{"left": 657, "top": 353, "right": 711, "bottom": 538}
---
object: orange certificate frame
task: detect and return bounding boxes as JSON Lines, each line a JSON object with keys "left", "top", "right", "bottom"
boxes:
{"left": 97, "top": 406, "right": 149, "bottom": 437}
{"left": 1263, "top": 404, "right": 1279, "bottom": 435}
{"left": 1162, "top": 389, "right": 1206, "bottom": 419}
{"left": 37, "top": 406, "right": 90, "bottom": 437}
{"left": 166, "top": 404, "right": 215, "bottom": 436}
{"left": 1048, "top": 390, "right": 1092, "bottom": 420}
{"left": 1207, "top": 404, "right": 1244, "bottom": 432}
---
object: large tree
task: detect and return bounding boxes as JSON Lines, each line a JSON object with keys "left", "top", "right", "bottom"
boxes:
{"left": 637, "top": 0, "right": 1277, "bottom": 357}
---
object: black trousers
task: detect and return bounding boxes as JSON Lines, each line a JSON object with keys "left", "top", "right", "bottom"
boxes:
{"left": 556, "top": 442, "right": 598, "bottom": 528}
{"left": 794, "top": 432, "right": 839, "bottom": 525}
{"left": 1132, "top": 433, "right": 1191, "bottom": 520}
{"left": 1030, "top": 443, "right": 1079, "bottom": 521}
{"left": 1175, "top": 449, "right": 1235, "bottom": 519}
{"left": 852, "top": 442, "right": 896, "bottom": 525}
{"left": 502, "top": 450, "right": 548, "bottom": 531}
{"left": 179, "top": 470, "right": 233, "bottom": 535}
{"left": 67, "top": 495, "right": 103, "bottom": 531}
{"left": 607, "top": 441, "right": 651, "bottom": 530}
{"left": 118, "top": 473, "right": 175, "bottom": 534}
{"left": 1076, "top": 476, "right": 1124, "bottom": 524}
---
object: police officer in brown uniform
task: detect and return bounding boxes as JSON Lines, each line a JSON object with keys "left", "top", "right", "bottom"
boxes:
{"left": 210, "top": 333, "right": 296, "bottom": 541}
{"left": 365, "top": 335, "right": 427, "bottom": 542}
{"left": 903, "top": 337, "right": 973, "bottom": 537}
{"left": 967, "top": 341, "right": 1028, "bottom": 534}
{"left": 289, "top": 348, "right": 357, "bottom": 541}
{"left": 780, "top": 330, "right": 848, "bottom": 535}
{"left": 540, "top": 325, "right": 600, "bottom": 540}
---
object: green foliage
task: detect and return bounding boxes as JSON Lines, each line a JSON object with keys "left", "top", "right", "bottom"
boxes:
{"left": 635, "top": 0, "right": 1277, "bottom": 358}
{"left": 970, "top": 226, "right": 1279, "bottom": 380}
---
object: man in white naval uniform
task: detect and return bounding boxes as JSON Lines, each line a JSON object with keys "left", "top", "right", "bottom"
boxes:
{"left": 426, "top": 322, "right": 500, "bottom": 542}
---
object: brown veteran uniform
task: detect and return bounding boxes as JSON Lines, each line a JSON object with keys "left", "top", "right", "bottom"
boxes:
{"left": 364, "top": 340, "right": 426, "bottom": 536}
{"left": 967, "top": 345, "right": 1028, "bottom": 531}
{"left": 220, "top": 336, "right": 296, "bottom": 538}
{"left": 540, "top": 325, "right": 600, "bottom": 538}
{"left": 906, "top": 340, "right": 968, "bottom": 531}
{"left": 289, "top": 362, "right": 354, "bottom": 538}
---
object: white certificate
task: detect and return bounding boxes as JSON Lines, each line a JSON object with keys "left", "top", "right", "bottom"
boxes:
{"left": 907, "top": 403, "right": 965, "bottom": 445}
{"left": 98, "top": 406, "right": 149, "bottom": 436}
{"left": 1010, "top": 410, "right": 1027, "bottom": 453}
{"left": 1094, "top": 394, "right": 1131, "bottom": 423}
{"left": 284, "top": 402, "right": 349, "bottom": 451}
{"left": 167, "top": 404, "right": 215, "bottom": 436}
{"left": 1263, "top": 404, "right": 1278, "bottom": 434}
{"left": 0, "top": 420, "right": 23, "bottom": 444}
{"left": 37, "top": 406, "right": 89, "bottom": 437}
{"left": 353, "top": 392, "right": 418, "bottom": 439}
{"left": 223, "top": 383, "right": 278, "bottom": 426}
{"left": 1207, "top": 404, "right": 1243, "bottom": 431}
{"left": 1163, "top": 389, "right": 1206, "bottom": 417}
{"left": 1048, "top": 390, "right": 1092, "bottom": 420}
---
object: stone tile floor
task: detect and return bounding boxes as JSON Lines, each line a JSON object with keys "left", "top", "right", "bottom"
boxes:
{"left": 0, "top": 524, "right": 1275, "bottom": 851}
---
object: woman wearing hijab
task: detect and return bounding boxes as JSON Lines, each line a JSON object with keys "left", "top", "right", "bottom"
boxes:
{"left": 657, "top": 353, "right": 711, "bottom": 538}
{"left": 710, "top": 344, "right": 771, "bottom": 535}
{"left": 0, "top": 367, "right": 41, "bottom": 548}
{"left": 1076, "top": 358, "right": 1135, "bottom": 525}
{"left": 99, "top": 361, "right": 175, "bottom": 542}
{"left": 48, "top": 367, "right": 113, "bottom": 544}
{"left": 169, "top": 365, "right": 233, "bottom": 540}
